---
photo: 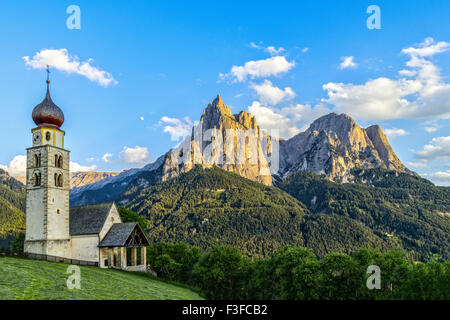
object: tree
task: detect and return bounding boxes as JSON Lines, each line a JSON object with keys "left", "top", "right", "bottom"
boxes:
{"left": 117, "top": 206, "right": 147, "bottom": 231}
{"left": 192, "top": 245, "right": 249, "bottom": 299}
{"left": 318, "top": 253, "right": 359, "bottom": 299}
{"left": 270, "top": 247, "right": 318, "bottom": 299}
{"left": 147, "top": 242, "right": 202, "bottom": 283}
{"left": 10, "top": 233, "right": 24, "bottom": 252}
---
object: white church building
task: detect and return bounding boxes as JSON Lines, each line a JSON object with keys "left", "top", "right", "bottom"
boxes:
{"left": 24, "top": 76, "right": 149, "bottom": 270}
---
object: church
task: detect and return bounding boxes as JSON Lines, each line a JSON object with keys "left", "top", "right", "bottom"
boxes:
{"left": 24, "top": 76, "right": 149, "bottom": 271}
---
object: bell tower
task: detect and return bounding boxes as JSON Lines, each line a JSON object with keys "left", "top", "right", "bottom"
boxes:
{"left": 24, "top": 69, "right": 71, "bottom": 259}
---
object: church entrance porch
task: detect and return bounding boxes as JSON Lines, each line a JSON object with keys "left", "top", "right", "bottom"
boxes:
{"left": 98, "top": 222, "right": 149, "bottom": 271}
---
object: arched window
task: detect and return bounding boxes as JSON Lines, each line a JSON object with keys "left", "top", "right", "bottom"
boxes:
{"left": 34, "top": 154, "right": 41, "bottom": 167}
{"left": 34, "top": 171, "right": 41, "bottom": 187}
{"left": 55, "top": 155, "right": 63, "bottom": 168}
{"left": 55, "top": 173, "right": 63, "bottom": 187}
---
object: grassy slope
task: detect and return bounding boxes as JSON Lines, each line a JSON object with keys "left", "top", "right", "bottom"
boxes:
{"left": 0, "top": 256, "right": 202, "bottom": 300}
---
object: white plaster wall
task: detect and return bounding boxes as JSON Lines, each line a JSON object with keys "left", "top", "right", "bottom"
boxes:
{"left": 99, "top": 205, "right": 122, "bottom": 241}
{"left": 46, "top": 239, "right": 71, "bottom": 258}
{"left": 71, "top": 235, "right": 99, "bottom": 262}
{"left": 42, "top": 129, "right": 64, "bottom": 148}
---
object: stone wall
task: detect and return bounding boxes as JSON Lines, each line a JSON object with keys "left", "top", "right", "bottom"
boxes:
{"left": 71, "top": 235, "right": 99, "bottom": 262}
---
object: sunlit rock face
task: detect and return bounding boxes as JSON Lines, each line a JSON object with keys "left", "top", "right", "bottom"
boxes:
{"left": 161, "top": 95, "right": 273, "bottom": 186}
{"left": 278, "top": 113, "right": 407, "bottom": 182}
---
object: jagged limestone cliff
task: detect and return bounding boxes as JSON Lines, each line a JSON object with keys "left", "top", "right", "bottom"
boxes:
{"left": 160, "top": 95, "right": 273, "bottom": 185}
{"left": 278, "top": 113, "right": 407, "bottom": 181}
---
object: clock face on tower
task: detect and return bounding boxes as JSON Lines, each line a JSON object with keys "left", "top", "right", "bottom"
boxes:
{"left": 33, "top": 131, "right": 42, "bottom": 146}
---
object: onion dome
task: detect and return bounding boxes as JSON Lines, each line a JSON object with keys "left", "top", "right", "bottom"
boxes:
{"left": 32, "top": 80, "right": 64, "bottom": 129}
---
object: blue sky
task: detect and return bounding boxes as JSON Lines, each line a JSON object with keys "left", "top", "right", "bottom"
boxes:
{"left": 0, "top": 0, "right": 449, "bottom": 185}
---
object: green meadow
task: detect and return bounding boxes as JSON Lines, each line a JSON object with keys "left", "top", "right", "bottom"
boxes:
{"left": 0, "top": 256, "right": 203, "bottom": 300}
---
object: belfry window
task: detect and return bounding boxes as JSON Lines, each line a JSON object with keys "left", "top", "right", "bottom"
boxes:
{"left": 34, "top": 154, "right": 41, "bottom": 167}
{"left": 54, "top": 173, "right": 63, "bottom": 187}
{"left": 34, "top": 172, "right": 41, "bottom": 187}
{"left": 55, "top": 155, "right": 63, "bottom": 168}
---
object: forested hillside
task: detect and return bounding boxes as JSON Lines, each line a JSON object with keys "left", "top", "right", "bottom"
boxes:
{"left": 119, "top": 166, "right": 395, "bottom": 257}
{"left": 278, "top": 168, "right": 450, "bottom": 260}
{"left": 0, "top": 169, "right": 25, "bottom": 249}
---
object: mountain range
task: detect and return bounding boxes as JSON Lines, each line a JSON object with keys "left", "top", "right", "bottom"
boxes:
{"left": 16, "top": 171, "right": 119, "bottom": 189}
{"left": 70, "top": 95, "right": 411, "bottom": 205}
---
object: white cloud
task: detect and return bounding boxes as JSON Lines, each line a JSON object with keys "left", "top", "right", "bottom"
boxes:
{"left": 159, "top": 116, "right": 193, "bottom": 141}
{"left": 401, "top": 37, "right": 450, "bottom": 57}
{"left": 420, "top": 171, "right": 450, "bottom": 186}
{"left": 406, "top": 161, "right": 428, "bottom": 168}
{"left": 102, "top": 153, "right": 113, "bottom": 163}
{"left": 301, "top": 47, "right": 309, "bottom": 53}
{"left": 424, "top": 124, "right": 441, "bottom": 133}
{"left": 119, "top": 146, "right": 150, "bottom": 164}
{"left": 70, "top": 162, "right": 97, "bottom": 172}
{"left": 250, "top": 80, "right": 295, "bottom": 105}
{"left": 140, "top": 116, "right": 145, "bottom": 121}
{"left": 398, "top": 69, "right": 417, "bottom": 77}
{"left": 339, "top": 56, "right": 357, "bottom": 69}
{"left": 248, "top": 101, "right": 329, "bottom": 139}
{"left": 250, "top": 42, "right": 285, "bottom": 56}
{"left": 323, "top": 38, "right": 450, "bottom": 121}
{"left": 249, "top": 42, "right": 263, "bottom": 49}
{"left": 221, "top": 56, "right": 295, "bottom": 82}
{"left": 266, "top": 46, "right": 285, "bottom": 56}
{"left": 323, "top": 77, "right": 421, "bottom": 120}
{"left": 23, "top": 48, "right": 118, "bottom": 87}
{"left": 414, "top": 136, "right": 450, "bottom": 160}
{"left": 0, "top": 155, "right": 26, "bottom": 177}
{"left": 1, "top": 155, "right": 97, "bottom": 176}
{"left": 384, "top": 128, "right": 410, "bottom": 139}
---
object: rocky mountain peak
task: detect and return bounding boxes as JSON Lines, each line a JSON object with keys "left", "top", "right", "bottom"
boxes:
{"left": 365, "top": 124, "right": 405, "bottom": 171}
{"left": 167, "top": 95, "right": 272, "bottom": 185}
{"left": 279, "top": 112, "right": 408, "bottom": 181}
{"left": 201, "top": 94, "right": 233, "bottom": 129}
{"left": 201, "top": 95, "right": 261, "bottom": 133}
{"left": 309, "top": 112, "right": 356, "bottom": 131}
{"left": 212, "top": 94, "right": 226, "bottom": 108}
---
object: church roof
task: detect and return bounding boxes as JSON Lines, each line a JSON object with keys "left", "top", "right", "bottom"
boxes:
{"left": 99, "top": 222, "right": 149, "bottom": 248}
{"left": 70, "top": 202, "right": 115, "bottom": 235}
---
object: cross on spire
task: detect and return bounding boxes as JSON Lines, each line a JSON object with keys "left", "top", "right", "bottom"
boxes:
{"left": 46, "top": 65, "right": 50, "bottom": 83}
